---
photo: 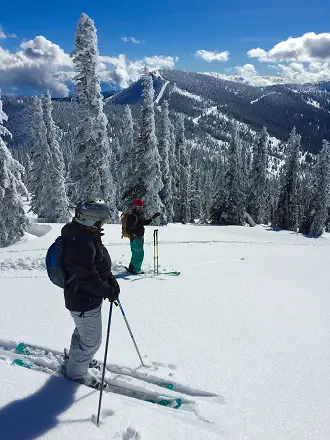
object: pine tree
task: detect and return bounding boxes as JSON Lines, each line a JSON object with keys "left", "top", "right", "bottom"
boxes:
{"left": 135, "top": 70, "right": 164, "bottom": 218}
{"left": 29, "top": 96, "right": 53, "bottom": 219}
{"left": 174, "top": 114, "right": 191, "bottom": 223}
{"left": 70, "top": 13, "right": 117, "bottom": 221}
{"left": 120, "top": 105, "right": 139, "bottom": 210}
{"left": 169, "top": 118, "right": 179, "bottom": 220}
{"left": 210, "top": 152, "right": 226, "bottom": 223}
{"left": 0, "top": 94, "right": 27, "bottom": 247}
{"left": 42, "top": 91, "right": 71, "bottom": 222}
{"left": 248, "top": 127, "right": 269, "bottom": 223}
{"left": 111, "top": 136, "right": 121, "bottom": 206}
{"left": 309, "top": 140, "right": 330, "bottom": 236}
{"left": 299, "top": 167, "right": 315, "bottom": 234}
{"left": 158, "top": 101, "right": 174, "bottom": 222}
{"left": 224, "top": 126, "right": 245, "bottom": 225}
{"left": 277, "top": 128, "right": 301, "bottom": 231}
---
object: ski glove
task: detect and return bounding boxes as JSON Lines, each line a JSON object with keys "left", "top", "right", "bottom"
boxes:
{"left": 153, "top": 212, "right": 161, "bottom": 219}
{"left": 106, "top": 276, "right": 120, "bottom": 302}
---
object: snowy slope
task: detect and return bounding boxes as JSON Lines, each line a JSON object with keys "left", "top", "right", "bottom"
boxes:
{"left": 0, "top": 217, "right": 330, "bottom": 439}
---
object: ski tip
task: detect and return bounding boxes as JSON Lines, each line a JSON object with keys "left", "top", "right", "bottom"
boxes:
{"left": 144, "top": 397, "right": 182, "bottom": 409}
{"left": 162, "top": 271, "right": 181, "bottom": 276}
{"left": 11, "top": 359, "right": 32, "bottom": 369}
{"left": 159, "top": 382, "right": 174, "bottom": 390}
{"left": 15, "top": 343, "right": 28, "bottom": 355}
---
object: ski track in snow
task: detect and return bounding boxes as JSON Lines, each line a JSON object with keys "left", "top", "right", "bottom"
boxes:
{"left": 0, "top": 340, "right": 223, "bottom": 425}
{"left": 154, "top": 81, "right": 169, "bottom": 104}
{"left": 172, "top": 84, "right": 203, "bottom": 102}
{"left": 0, "top": 236, "right": 326, "bottom": 274}
{"left": 250, "top": 92, "right": 280, "bottom": 104}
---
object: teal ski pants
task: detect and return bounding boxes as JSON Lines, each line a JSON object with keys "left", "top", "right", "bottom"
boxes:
{"left": 130, "top": 238, "right": 144, "bottom": 272}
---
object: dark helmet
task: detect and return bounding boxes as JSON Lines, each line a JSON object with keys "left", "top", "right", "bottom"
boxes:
{"left": 74, "top": 198, "right": 110, "bottom": 228}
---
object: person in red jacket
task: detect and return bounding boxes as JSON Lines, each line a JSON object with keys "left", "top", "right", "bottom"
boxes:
{"left": 125, "top": 198, "right": 160, "bottom": 274}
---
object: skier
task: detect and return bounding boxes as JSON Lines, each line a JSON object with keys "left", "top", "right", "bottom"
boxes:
{"left": 125, "top": 198, "right": 160, "bottom": 274}
{"left": 61, "top": 198, "right": 120, "bottom": 389}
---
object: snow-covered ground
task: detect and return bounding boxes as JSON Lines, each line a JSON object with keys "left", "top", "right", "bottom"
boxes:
{"left": 172, "top": 84, "right": 204, "bottom": 102}
{"left": 0, "top": 219, "right": 330, "bottom": 439}
{"left": 154, "top": 81, "right": 170, "bottom": 105}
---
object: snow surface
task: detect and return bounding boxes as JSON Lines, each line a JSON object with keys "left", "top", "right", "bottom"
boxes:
{"left": 154, "top": 81, "right": 169, "bottom": 105}
{"left": 305, "top": 98, "right": 321, "bottom": 109}
{"left": 250, "top": 92, "right": 281, "bottom": 105}
{"left": 172, "top": 84, "right": 204, "bottom": 102}
{"left": 0, "top": 216, "right": 330, "bottom": 439}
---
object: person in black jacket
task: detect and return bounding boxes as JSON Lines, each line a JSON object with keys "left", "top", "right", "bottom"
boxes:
{"left": 125, "top": 198, "right": 160, "bottom": 274}
{"left": 61, "top": 199, "right": 120, "bottom": 388}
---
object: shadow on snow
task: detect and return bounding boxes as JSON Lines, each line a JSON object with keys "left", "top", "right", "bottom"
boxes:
{"left": 0, "top": 375, "right": 79, "bottom": 439}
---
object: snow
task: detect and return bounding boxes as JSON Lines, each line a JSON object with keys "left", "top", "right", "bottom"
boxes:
{"left": 250, "top": 92, "right": 281, "bottom": 104}
{"left": 172, "top": 84, "right": 204, "bottom": 102}
{"left": 305, "top": 98, "right": 321, "bottom": 109}
{"left": 154, "top": 81, "right": 169, "bottom": 104}
{"left": 1, "top": 216, "right": 330, "bottom": 439}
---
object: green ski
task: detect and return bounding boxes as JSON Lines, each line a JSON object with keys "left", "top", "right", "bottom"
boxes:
{"left": 13, "top": 343, "right": 185, "bottom": 409}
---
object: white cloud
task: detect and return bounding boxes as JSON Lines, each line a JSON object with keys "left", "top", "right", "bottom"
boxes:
{"left": 234, "top": 63, "right": 259, "bottom": 77}
{"left": 195, "top": 49, "right": 230, "bottom": 62}
{"left": 0, "top": 26, "right": 16, "bottom": 39}
{"left": 274, "top": 61, "right": 330, "bottom": 83}
{"left": 245, "top": 32, "right": 330, "bottom": 84}
{"left": 207, "top": 61, "right": 330, "bottom": 86}
{"left": 0, "top": 36, "right": 72, "bottom": 96}
{"left": 0, "top": 32, "right": 177, "bottom": 95}
{"left": 100, "top": 54, "right": 178, "bottom": 88}
{"left": 144, "top": 55, "right": 178, "bottom": 69}
{"left": 248, "top": 32, "right": 330, "bottom": 63}
{"left": 122, "top": 36, "right": 144, "bottom": 44}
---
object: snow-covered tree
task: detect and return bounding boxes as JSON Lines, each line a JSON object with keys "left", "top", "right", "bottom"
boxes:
{"left": 277, "top": 127, "right": 301, "bottom": 231}
{"left": 210, "top": 152, "right": 226, "bottom": 223}
{"left": 29, "top": 96, "right": 53, "bottom": 219}
{"left": 224, "top": 126, "right": 245, "bottom": 225}
{"left": 248, "top": 127, "right": 269, "bottom": 223}
{"left": 169, "top": 117, "right": 179, "bottom": 218}
{"left": 299, "top": 167, "right": 315, "bottom": 234}
{"left": 110, "top": 136, "right": 121, "bottom": 205}
{"left": 0, "top": 94, "right": 27, "bottom": 247}
{"left": 174, "top": 114, "right": 191, "bottom": 223}
{"left": 70, "top": 13, "right": 117, "bottom": 221}
{"left": 309, "top": 140, "right": 330, "bottom": 236}
{"left": 134, "top": 70, "right": 164, "bottom": 218}
{"left": 120, "top": 105, "right": 138, "bottom": 210}
{"left": 158, "top": 101, "right": 174, "bottom": 222}
{"left": 42, "top": 91, "right": 71, "bottom": 222}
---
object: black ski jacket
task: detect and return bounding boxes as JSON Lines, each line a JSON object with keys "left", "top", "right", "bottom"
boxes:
{"left": 126, "top": 210, "right": 153, "bottom": 239}
{"left": 61, "top": 221, "right": 115, "bottom": 312}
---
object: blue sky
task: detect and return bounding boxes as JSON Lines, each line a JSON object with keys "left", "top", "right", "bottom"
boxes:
{"left": 1, "top": 0, "right": 330, "bottom": 95}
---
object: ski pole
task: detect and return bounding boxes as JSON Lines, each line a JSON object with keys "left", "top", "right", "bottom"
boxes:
{"left": 153, "top": 230, "right": 156, "bottom": 275}
{"left": 156, "top": 230, "right": 159, "bottom": 275}
{"left": 153, "top": 229, "right": 159, "bottom": 275}
{"left": 96, "top": 300, "right": 114, "bottom": 427}
{"left": 117, "top": 299, "right": 146, "bottom": 368}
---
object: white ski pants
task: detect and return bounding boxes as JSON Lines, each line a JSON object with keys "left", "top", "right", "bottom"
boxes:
{"left": 65, "top": 305, "right": 102, "bottom": 381}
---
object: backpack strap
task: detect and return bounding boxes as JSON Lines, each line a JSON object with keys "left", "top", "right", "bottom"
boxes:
{"left": 132, "top": 212, "right": 138, "bottom": 229}
{"left": 66, "top": 274, "right": 76, "bottom": 285}
{"left": 61, "top": 235, "right": 90, "bottom": 287}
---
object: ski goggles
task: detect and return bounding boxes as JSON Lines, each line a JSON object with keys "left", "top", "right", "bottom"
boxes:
{"left": 93, "top": 218, "right": 108, "bottom": 228}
